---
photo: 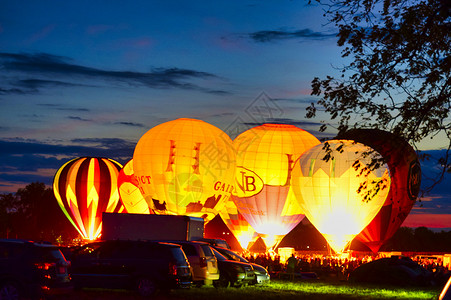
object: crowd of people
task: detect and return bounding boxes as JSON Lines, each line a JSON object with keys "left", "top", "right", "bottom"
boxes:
{"left": 242, "top": 251, "right": 451, "bottom": 284}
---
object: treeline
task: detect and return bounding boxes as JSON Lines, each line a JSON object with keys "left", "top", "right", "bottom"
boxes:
{"left": 0, "top": 182, "right": 78, "bottom": 244}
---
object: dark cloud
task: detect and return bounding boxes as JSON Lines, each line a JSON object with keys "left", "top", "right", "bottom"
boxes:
{"left": 249, "top": 28, "right": 336, "bottom": 43}
{"left": 0, "top": 138, "right": 134, "bottom": 163}
{"left": 242, "top": 117, "right": 323, "bottom": 127}
{"left": 114, "top": 121, "right": 145, "bottom": 128}
{"left": 15, "top": 79, "right": 95, "bottom": 90}
{"left": 68, "top": 116, "right": 91, "bottom": 121}
{"left": 0, "top": 52, "right": 231, "bottom": 95}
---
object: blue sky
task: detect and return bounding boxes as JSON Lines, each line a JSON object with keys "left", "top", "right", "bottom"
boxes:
{"left": 0, "top": 1, "right": 449, "bottom": 228}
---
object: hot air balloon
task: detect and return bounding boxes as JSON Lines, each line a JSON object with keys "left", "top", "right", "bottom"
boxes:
{"left": 118, "top": 159, "right": 153, "bottom": 214}
{"left": 337, "top": 129, "right": 421, "bottom": 253}
{"left": 231, "top": 123, "right": 320, "bottom": 249}
{"left": 133, "top": 118, "right": 236, "bottom": 223}
{"left": 292, "top": 140, "right": 391, "bottom": 253}
{"left": 53, "top": 157, "right": 124, "bottom": 240}
{"left": 219, "top": 199, "right": 258, "bottom": 250}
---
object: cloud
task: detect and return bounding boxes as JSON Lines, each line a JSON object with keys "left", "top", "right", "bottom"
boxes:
{"left": 0, "top": 137, "right": 137, "bottom": 193}
{"left": 0, "top": 138, "right": 135, "bottom": 162}
{"left": 0, "top": 52, "right": 231, "bottom": 95}
{"left": 16, "top": 79, "right": 96, "bottom": 89}
{"left": 242, "top": 117, "right": 323, "bottom": 127}
{"left": 249, "top": 28, "right": 336, "bottom": 43}
{"left": 114, "top": 121, "right": 145, "bottom": 128}
{"left": 68, "top": 116, "right": 91, "bottom": 122}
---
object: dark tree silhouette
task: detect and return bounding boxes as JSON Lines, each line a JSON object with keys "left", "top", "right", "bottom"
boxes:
{"left": 307, "top": 0, "right": 450, "bottom": 193}
{"left": 0, "top": 182, "right": 78, "bottom": 243}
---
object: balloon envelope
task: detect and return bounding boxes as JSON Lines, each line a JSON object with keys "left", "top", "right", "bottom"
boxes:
{"left": 337, "top": 129, "right": 421, "bottom": 253}
{"left": 232, "top": 123, "right": 320, "bottom": 248}
{"left": 133, "top": 118, "right": 236, "bottom": 223}
{"left": 292, "top": 140, "right": 391, "bottom": 253}
{"left": 219, "top": 199, "right": 258, "bottom": 250}
{"left": 118, "top": 159, "right": 153, "bottom": 214}
{"left": 53, "top": 157, "right": 124, "bottom": 240}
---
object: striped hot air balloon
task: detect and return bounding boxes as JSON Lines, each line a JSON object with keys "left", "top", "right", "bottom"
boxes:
{"left": 53, "top": 157, "right": 124, "bottom": 240}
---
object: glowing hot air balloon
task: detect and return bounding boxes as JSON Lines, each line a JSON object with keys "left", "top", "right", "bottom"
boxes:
{"left": 219, "top": 199, "right": 258, "bottom": 250}
{"left": 292, "top": 140, "right": 391, "bottom": 253}
{"left": 232, "top": 124, "right": 320, "bottom": 249}
{"left": 53, "top": 157, "right": 124, "bottom": 240}
{"left": 337, "top": 129, "right": 421, "bottom": 253}
{"left": 118, "top": 159, "right": 153, "bottom": 214}
{"left": 133, "top": 118, "right": 236, "bottom": 223}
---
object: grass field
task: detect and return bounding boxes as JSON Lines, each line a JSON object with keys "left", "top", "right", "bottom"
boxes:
{"left": 72, "top": 279, "right": 443, "bottom": 300}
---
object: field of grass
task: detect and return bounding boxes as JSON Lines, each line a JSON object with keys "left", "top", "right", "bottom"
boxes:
{"left": 72, "top": 279, "right": 443, "bottom": 300}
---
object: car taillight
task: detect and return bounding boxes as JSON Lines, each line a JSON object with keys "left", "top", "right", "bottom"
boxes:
{"left": 169, "top": 262, "right": 178, "bottom": 275}
{"left": 34, "top": 262, "right": 56, "bottom": 271}
{"left": 199, "top": 257, "right": 207, "bottom": 268}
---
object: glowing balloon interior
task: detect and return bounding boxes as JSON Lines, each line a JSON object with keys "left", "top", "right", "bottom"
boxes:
{"left": 53, "top": 157, "right": 124, "bottom": 240}
{"left": 337, "top": 129, "right": 421, "bottom": 253}
{"left": 118, "top": 159, "right": 153, "bottom": 214}
{"left": 219, "top": 199, "right": 258, "bottom": 250}
{"left": 133, "top": 118, "right": 236, "bottom": 223}
{"left": 232, "top": 123, "right": 320, "bottom": 249}
{"left": 292, "top": 140, "right": 391, "bottom": 253}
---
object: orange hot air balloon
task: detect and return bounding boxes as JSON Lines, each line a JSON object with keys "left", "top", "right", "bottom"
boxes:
{"left": 232, "top": 124, "right": 320, "bottom": 249}
{"left": 133, "top": 118, "right": 236, "bottom": 223}
{"left": 337, "top": 129, "right": 421, "bottom": 253}
{"left": 53, "top": 157, "right": 124, "bottom": 240}
{"left": 118, "top": 159, "right": 153, "bottom": 214}
{"left": 219, "top": 199, "right": 258, "bottom": 250}
{"left": 292, "top": 140, "right": 391, "bottom": 253}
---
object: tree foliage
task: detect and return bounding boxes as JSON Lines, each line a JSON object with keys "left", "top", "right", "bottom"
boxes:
{"left": 0, "top": 182, "right": 78, "bottom": 243}
{"left": 307, "top": 0, "right": 450, "bottom": 192}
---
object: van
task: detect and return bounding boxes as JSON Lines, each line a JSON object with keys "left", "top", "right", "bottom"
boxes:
{"left": 70, "top": 240, "right": 192, "bottom": 296}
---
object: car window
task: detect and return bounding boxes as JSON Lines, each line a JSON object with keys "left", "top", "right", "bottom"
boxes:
{"left": 180, "top": 244, "right": 197, "bottom": 256}
{"left": 221, "top": 249, "right": 248, "bottom": 263}
{"left": 36, "top": 247, "right": 66, "bottom": 262}
{"left": 0, "top": 243, "right": 25, "bottom": 259}
{"left": 170, "top": 247, "right": 189, "bottom": 264}
{"left": 200, "top": 244, "right": 214, "bottom": 257}
{"left": 212, "top": 248, "right": 227, "bottom": 261}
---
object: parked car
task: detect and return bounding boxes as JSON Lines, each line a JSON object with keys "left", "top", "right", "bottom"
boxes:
{"left": 348, "top": 256, "right": 433, "bottom": 286}
{"left": 164, "top": 241, "right": 219, "bottom": 287}
{"left": 70, "top": 240, "right": 192, "bottom": 297}
{"left": 0, "top": 239, "right": 72, "bottom": 300}
{"left": 211, "top": 248, "right": 254, "bottom": 288}
{"left": 212, "top": 246, "right": 270, "bottom": 285}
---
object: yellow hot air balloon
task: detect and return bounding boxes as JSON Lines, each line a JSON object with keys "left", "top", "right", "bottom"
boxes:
{"left": 291, "top": 140, "right": 391, "bottom": 253}
{"left": 53, "top": 157, "right": 124, "bottom": 240}
{"left": 118, "top": 159, "right": 153, "bottom": 214}
{"left": 133, "top": 118, "right": 236, "bottom": 223}
{"left": 219, "top": 199, "right": 258, "bottom": 250}
{"left": 232, "top": 124, "right": 320, "bottom": 249}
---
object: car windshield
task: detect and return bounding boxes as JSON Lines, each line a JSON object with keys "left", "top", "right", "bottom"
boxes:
{"left": 212, "top": 248, "right": 228, "bottom": 261}
{"left": 217, "top": 248, "right": 248, "bottom": 263}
